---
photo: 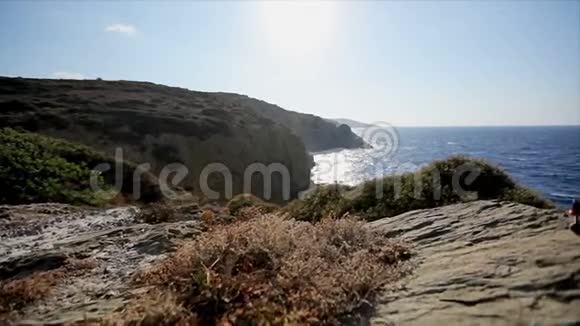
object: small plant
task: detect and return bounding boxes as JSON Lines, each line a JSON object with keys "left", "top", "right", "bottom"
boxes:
{"left": 226, "top": 193, "right": 279, "bottom": 217}
{"left": 200, "top": 209, "right": 215, "bottom": 225}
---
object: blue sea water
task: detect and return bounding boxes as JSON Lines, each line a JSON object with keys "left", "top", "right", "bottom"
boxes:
{"left": 311, "top": 126, "right": 580, "bottom": 207}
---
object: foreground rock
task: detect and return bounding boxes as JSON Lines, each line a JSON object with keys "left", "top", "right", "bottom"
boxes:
{"left": 2, "top": 201, "right": 578, "bottom": 325}
{"left": 0, "top": 203, "right": 210, "bottom": 324}
{"left": 370, "top": 200, "right": 580, "bottom": 325}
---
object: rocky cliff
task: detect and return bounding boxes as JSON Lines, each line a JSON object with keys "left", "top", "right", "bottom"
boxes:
{"left": 331, "top": 118, "right": 375, "bottom": 129}
{"left": 0, "top": 77, "right": 320, "bottom": 201}
{"left": 1, "top": 201, "right": 577, "bottom": 324}
{"left": 216, "top": 93, "right": 368, "bottom": 152}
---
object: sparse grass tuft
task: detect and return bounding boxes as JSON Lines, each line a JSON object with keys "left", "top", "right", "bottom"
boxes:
{"left": 128, "top": 214, "right": 410, "bottom": 324}
{"left": 226, "top": 193, "right": 279, "bottom": 217}
{"left": 102, "top": 291, "right": 191, "bottom": 326}
{"left": 200, "top": 209, "right": 216, "bottom": 225}
{"left": 285, "top": 155, "right": 554, "bottom": 222}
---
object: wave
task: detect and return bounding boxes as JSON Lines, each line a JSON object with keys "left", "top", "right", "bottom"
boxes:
{"left": 550, "top": 192, "right": 579, "bottom": 199}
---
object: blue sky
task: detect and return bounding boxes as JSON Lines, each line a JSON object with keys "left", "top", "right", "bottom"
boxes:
{"left": 0, "top": 1, "right": 578, "bottom": 126}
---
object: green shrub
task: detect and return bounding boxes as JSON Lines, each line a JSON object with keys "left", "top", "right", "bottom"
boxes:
{"left": 0, "top": 128, "right": 161, "bottom": 205}
{"left": 499, "top": 186, "right": 553, "bottom": 209}
{"left": 282, "top": 184, "right": 350, "bottom": 222}
{"left": 285, "top": 155, "right": 553, "bottom": 222}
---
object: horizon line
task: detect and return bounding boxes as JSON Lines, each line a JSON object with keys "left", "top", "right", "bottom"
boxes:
{"left": 383, "top": 124, "right": 580, "bottom": 128}
{"left": 335, "top": 120, "right": 580, "bottom": 128}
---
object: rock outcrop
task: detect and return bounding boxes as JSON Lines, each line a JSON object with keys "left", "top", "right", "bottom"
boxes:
{"left": 216, "top": 93, "right": 368, "bottom": 152}
{"left": 2, "top": 201, "right": 577, "bottom": 325}
{"left": 370, "top": 200, "right": 580, "bottom": 325}
{"left": 0, "top": 77, "right": 318, "bottom": 201}
{"left": 331, "top": 118, "right": 375, "bottom": 129}
{"left": 0, "top": 203, "right": 211, "bottom": 324}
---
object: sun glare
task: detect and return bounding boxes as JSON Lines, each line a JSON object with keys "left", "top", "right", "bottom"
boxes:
{"left": 259, "top": 1, "right": 338, "bottom": 59}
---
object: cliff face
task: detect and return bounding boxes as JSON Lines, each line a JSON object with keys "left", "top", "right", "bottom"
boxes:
{"left": 216, "top": 93, "right": 368, "bottom": 152}
{"left": 0, "top": 77, "right": 316, "bottom": 201}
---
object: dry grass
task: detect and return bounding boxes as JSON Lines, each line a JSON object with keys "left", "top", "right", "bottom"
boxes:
{"left": 234, "top": 206, "right": 274, "bottom": 222}
{"left": 125, "top": 214, "right": 410, "bottom": 324}
{"left": 0, "top": 258, "right": 96, "bottom": 315}
{"left": 226, "top": 193, "right": 279, "bottom": 217}
{"left": 200, "top": 209, "right": 216, "bottom": 226}
{"left": 102, "top": 291, "right": 193, "bottom": 326}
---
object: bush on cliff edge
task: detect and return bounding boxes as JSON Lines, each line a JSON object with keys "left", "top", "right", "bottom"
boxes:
{"left": 284, "top": 155, "right": 553, "bottom": 222}
{"left": 0, "top": 128, "right": 160, "bottom": 205}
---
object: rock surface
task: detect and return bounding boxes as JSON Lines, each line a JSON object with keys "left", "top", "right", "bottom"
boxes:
{"left": 370, "top": 200, "right": 580, "bottom": 325}
{"left": 2, "top": 201, "right": 578, "bottom": 325}
{"left": 0, "top": 203, "right": 208, "bottom": 324}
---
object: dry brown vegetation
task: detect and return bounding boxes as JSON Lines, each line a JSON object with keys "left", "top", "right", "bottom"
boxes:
{"left": 137, "top": 201, "right": 205, "bottom": 223}
{"left": 0, "top": 258, "right": 96, "bottom": 317}
{"left": 121, "top": 214, "right": 410, "bottom": 325}
{"left": 226, "top": 193, "right": 279, "bottom": 217}
{"left": 136, "top": 203, "right": 179, "bottom": 224}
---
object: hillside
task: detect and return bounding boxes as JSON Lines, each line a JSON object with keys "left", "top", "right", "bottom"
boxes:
{"left": 216, "top": 93, "right": 368, "bottom": 151}
{"left": 0, "top": 77, "right": 335, "bottom": 201}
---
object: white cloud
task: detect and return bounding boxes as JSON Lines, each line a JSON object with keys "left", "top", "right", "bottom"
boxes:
{"left": 105, "top": 23, "right": 137, "bottom": 36}
{"left": 52, "top": 72, "right": 84, "bottom": 79}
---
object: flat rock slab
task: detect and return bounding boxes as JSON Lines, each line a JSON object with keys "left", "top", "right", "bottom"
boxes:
{"left": 370, "top": 201, "right": 580, "bottom": 325}
{"left": 0, "top": 203, "right": 204, "bottom": 324}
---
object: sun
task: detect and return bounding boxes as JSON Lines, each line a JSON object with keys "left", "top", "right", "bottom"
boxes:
{"left": 259, "top": 1, "right": 338, "bottom": 59}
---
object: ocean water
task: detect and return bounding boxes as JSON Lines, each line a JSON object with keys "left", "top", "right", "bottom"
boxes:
{"left": 312, "top": 126, "right": 580, "bottom": 207}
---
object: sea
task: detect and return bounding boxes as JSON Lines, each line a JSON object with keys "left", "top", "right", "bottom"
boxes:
{"left": 311, "top": 126, "right": 580, "bottom": 207}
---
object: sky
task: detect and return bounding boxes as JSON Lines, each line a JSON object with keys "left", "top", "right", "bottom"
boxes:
{"left": 0, "top": 1, "right": 579, "bottom": 127}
